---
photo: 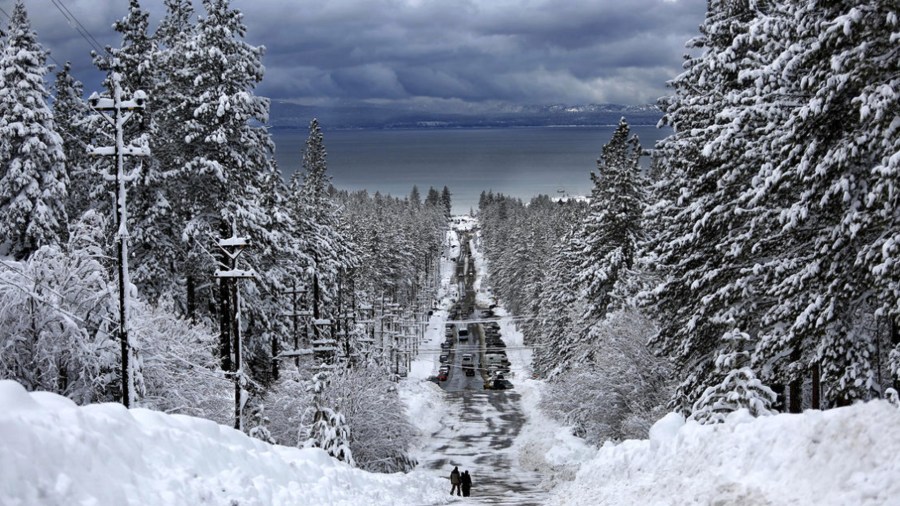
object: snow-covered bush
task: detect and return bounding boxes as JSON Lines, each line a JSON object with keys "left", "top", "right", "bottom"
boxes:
{"left": 135, "top": 300, "right": 231, "bottom": 425}
{"left": 263, "top": 368, "right": 313, "bottom": 445}
{"left": 323, "top": 364, "right": 418, "bottom": 473}
{"left": 247, "top": 405, "right": 277, "bottom": 444}
{"left": 542, "top": 308, "right": 673, "bottom": 444}
{"left": 0, "top": 212, "right": 120, "bottom": 404}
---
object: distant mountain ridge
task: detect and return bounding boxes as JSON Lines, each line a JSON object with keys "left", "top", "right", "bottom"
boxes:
{"left": 268, "top": 101, "right": 662, "bottom": 130}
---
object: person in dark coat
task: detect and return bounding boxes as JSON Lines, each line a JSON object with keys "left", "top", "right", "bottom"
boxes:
{"left": 461, "top": 470, "right": 472, "bottom": 497}
{"left": 449, "top": 466, "right": 461, "bottom": 496}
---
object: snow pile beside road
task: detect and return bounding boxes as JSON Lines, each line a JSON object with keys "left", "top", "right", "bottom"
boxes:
{"left": 511, "top": 378, "right": 597, "bottom": 489}
{"left": 546, "top": 402, "right": 900, "bottom": 506}
{"left": 0, "top": 381, "right": 448, "bottom": 506}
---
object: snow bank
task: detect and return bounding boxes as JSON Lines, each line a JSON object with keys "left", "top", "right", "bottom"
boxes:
{"left": 511, "top": 378, "right": 597, "bottom": 488}
{"left": 546, "top": 402, "right": 900, "bottom": 506}
{"left": 0, "top": 381, "right": 448, "bottom": 506}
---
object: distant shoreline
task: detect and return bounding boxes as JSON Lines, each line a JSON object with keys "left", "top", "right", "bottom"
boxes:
{"left": 268, "top": 122, "right": 664, "bottom": 132}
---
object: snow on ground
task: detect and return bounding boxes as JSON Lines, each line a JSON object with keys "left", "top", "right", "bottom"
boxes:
{"left": 468, "top": 227, "right": 596, "bottom": 490}
{"left": 15, "top": 216, "right": 896, "bottom": 505}
{"left": 400, "top": 221, "right": 597, "bottom": 498}
{"left": 0, "top": 381, "right": 449, "bottom": 506}
{"left": 546, "top": 402, "right": 900, "bottom": 506}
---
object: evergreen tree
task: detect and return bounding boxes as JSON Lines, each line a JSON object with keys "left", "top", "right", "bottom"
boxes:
{"left": 303, "top": 372, "right": 355, "bottom": 466}
{"left": 52, "top": 62, "right": 92, "bottom": 221}
{"left": 289, "top": 118, "right": 357, "bottom": 355}
{"left": 93, "top": 0, "right": 179, "bottom": 304}
{"left": 692, "top": 331, "right": 776, "bottom": 424}
{"left": 137, "top": 0, "right": 196, "bottom": 308}
{"left": 643, "top": 0, "right": 783, "bottom": 413}
{"left": 577, "top": 119, "right": 645, "bottom": 325}
{"left": 409, "top": 185, "right": 421, "bottom": 208}
{"left": 94, "top": 0, "right": 155, "bottom": 93}
{"left": 161, "top": 0, "right": 292, "bottom": 386}
{"left": 441, "top": 185, "right": 452, "bottom": 218}
{"left": 532, "top": 226, "right": 585, "bottom": 377}
{"left": 425, "top": 186, "right": 441, "bottom": 208}
{"left": 0, "top": 2, "right": 68, "bottom": 259}
{"left": 750, "top": 0, "right": 899, "bottom": 406}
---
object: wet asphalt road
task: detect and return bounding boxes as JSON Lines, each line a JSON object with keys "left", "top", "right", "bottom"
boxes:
{"left": 419, "top": 233, "right": 545, "bottom": 505}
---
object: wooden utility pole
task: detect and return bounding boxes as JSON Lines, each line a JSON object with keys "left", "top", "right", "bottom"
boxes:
{"left": 88, "top": 71, "right": 149, "bottom": 408}
{"left": 282, "top": 281, "right": 307, "bottom": 368}
{"left": 215, "top": 225, "right": 255, "bottom": 430}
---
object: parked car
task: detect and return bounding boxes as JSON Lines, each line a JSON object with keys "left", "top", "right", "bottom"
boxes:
{"left": 439, "top": 354, "right": 449, "bottom": 363}
{"left": 492, "top": 377, "right": 512, "bottom": 390}
{"left": 440, "top": 341, "right": 451, "bottom": 350}
{"left": 437, "top": 370, "right": 449, "bottom": 381}
{"left": 458, "top": 329, "right": 469, "bottom": 341}
{"left": 465, "top": 368, "right": 476, "bottom": 377}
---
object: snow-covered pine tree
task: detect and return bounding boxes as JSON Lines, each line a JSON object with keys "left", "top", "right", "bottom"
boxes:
{"left": 750, "top": 0, "right": 899, "bottom": 407}
{"left": 531, "top": 225, "right": 586, "bottom": 378}
{"left": 289, "top": 119, "right": 358, "bottom": 354}
{"left": 0, "top": 2, "right": 68, "bottom": 259}
{"left": 576, "top": 118, "right": 645, "bottom": 326}
{"left": 642, "top": 0, "right": 784, "bottom": 414}
{"left": 148, "top": 0, "right": 198, "bottom": 313}
{"left": 303, "top": 372, "right": 355, "bottom": 466}
{"left": 165, "top": 0, "right": 292, "bottom": 382}
{"left": 441, "top": 185, "right": 452, "bottom": 219}
{"left": 247, "top": 405, "right": 277, "bottom": 444}
{"left": 692, "top": 330, "right": 776, "bottom": 424}
{"left": 425, "top": 186, "right": 441, "bottom": 208}
{"left": 409, "top": 185, "right": 421, "bottom": 208}
{"left": 92, "top": 0, "right": 183, "bottom": 305}
{"left": 51, "top": 62, "right": 92, "bottom": 222}
{"left": 94, "top": 0, "right": 155, "bottom": 94}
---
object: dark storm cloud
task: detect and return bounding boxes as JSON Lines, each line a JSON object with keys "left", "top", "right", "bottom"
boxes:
{"left": 2, "top": 0, "right": 706, "bottom": 108}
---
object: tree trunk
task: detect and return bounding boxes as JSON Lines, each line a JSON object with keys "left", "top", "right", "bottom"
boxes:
{"left": 893, "top": 318, "right": 900, "bottom": 392}
{"left": 789, "top": 346, "right": 802, "bottom": 413}
{"left": 186, "top": 275, "right": 196, "bottom": 320}
{"left": 811, "top": 361, "right": 821, "bottom": 409}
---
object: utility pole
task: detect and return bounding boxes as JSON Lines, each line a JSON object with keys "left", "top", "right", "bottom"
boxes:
{"left": 215, "top": 224, "right": 255, "bottom": 430}
{"left": 282, "top": 281, "right": 307, "bottom": 369}
{"left": 88, "top": 71, "right": 149, "bottom": 408}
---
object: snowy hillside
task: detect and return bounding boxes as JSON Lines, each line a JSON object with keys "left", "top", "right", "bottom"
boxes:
{"left": 546, "top": 402, "right": 900, "bottom": 505}
{"left": 0, "top": 381, "right": 448, "bottom": 506}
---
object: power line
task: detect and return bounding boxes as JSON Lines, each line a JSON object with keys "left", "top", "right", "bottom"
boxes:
{"left": 0, "top": 4, "right": 63, "bottom": 69}
{"left": 48, "top": 0, "right": 109, "bottom": 57}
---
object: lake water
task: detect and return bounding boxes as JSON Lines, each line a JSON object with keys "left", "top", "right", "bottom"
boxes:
{"left": 271, "top": 126, "right": 670, "bottom": 214}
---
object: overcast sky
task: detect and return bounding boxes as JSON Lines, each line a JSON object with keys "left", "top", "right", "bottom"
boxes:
{"left": 2, "top": 0, "right": 706, "bottom": 111}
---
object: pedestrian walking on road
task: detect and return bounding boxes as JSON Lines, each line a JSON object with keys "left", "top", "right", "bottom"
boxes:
{"left": 461, "top": 470, "right": 472, "bottom": 497}
{"left": 450, "top": 466, "right": 461, "bottom": 496}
